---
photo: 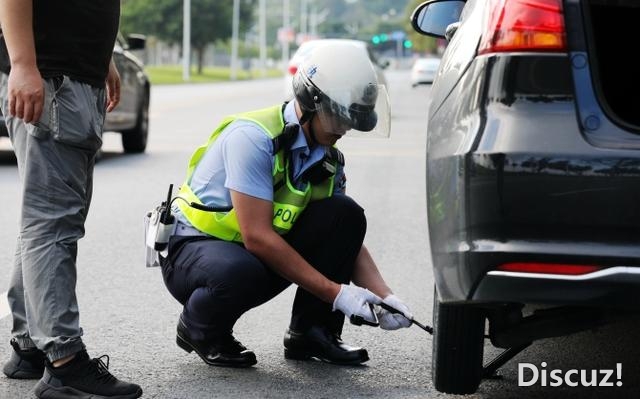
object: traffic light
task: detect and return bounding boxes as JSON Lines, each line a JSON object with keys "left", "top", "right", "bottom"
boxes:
{"left": 372, "top": 33, "right": 389, "bottom": 46}
{"left": 403, "top": 39, "right": 413, "bottom": 49}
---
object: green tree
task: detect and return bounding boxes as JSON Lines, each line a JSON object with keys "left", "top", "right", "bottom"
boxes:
{"left": 121, "top": 0, "right": 256, "bottom": 74}
{"left": 403, "top": 0, "right": 438, "bottom": 55}
{"left": 316, "top": 0, "right": 410, "bottom": 40}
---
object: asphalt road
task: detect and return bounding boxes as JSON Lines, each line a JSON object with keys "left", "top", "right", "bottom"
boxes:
{"left": 0, "top": 70, "right": 639, "bottom": 399}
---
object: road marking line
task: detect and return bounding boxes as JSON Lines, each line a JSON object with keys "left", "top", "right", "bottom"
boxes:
{"left": 0, "top": 291, "right": 9, "bottom": 320}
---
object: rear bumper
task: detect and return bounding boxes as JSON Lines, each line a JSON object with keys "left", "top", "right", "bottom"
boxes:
{"left": 436, "top": 236, "right": 640, "bottom": 308}
{"left": 474, "top": 265, "right": 640, "bottom": 308}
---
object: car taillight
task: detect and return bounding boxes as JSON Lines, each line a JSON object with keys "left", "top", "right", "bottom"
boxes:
{"left": 496, "top": 262, "right": 600, "bottom": 275}
{"left": 478, "top": 0, "right": 567, "bottom": 55}
{"left": 288, "top": 65, "right": 298, "bottom": 75}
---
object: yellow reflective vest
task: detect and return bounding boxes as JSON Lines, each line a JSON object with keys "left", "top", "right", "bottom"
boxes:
{"left": 178, "top": 104, "right": 336, "bottom": 242}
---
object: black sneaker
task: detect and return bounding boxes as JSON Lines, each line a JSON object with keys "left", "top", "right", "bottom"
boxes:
{"left": 2, "top": 338, "right": 45, "bottom": 379}
{"left": 33, "top": 350, "right": 142, "bottom": 399}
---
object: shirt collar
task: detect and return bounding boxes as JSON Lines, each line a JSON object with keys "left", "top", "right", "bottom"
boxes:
{"left": 283, "top": 100, "right": 330, "bottom": 182}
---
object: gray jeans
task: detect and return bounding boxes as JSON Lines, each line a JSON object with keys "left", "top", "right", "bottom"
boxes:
{"left": 0, "top": 73, "right": 105, "bottom": 362}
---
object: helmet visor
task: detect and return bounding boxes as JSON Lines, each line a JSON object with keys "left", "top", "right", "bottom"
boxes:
{"left": 313, "top": 84, "right": 391, "bottom": 138}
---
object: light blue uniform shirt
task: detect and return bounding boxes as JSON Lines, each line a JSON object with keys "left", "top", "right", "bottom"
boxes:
{"left": 177, "top": 101, "right": 346, "bottom": 227}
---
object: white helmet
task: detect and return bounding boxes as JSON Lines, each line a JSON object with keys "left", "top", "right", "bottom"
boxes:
{"left": 292, "top": 41, "right": 390, "bottom": 137}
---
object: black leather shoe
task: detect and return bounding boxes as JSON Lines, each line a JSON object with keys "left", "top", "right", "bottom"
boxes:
{"left": 2, "top": 338, "right": 45, "bottom": 379}
{"left": 176, "top": 318, "right": 257, "bottom": 368}
{"left": 283, "top": 325, "right": 369, "bottom": 365}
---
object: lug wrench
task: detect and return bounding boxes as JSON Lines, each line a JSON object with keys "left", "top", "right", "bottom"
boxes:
{"left": 378, "top": 302, "right": 433, "bottom": 334}
{"left": 350, "top": 302, "right": 433, "bottom": 334}
{"left": 350, "top": 303, "right": 380, "bottom": 327}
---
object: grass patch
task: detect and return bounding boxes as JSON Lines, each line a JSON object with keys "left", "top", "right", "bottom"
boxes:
{"left": 146, "top": 65, "right": 283, "bottom": 85}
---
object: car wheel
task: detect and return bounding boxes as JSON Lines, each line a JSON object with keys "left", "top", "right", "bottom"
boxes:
{"left": 122, "top": 91, "right": 149, "bottom": 153}
{"left": 432, "top": 286, "right": 485, "bottom": 394}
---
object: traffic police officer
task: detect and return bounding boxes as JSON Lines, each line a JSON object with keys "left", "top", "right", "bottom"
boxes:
{"left": 160, "top": 42, "right": 413, "bottom": 367}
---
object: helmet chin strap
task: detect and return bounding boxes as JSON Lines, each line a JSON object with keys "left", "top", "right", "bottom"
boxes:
{"left": 300, "top": 111, "right": 319, "bottom": 146}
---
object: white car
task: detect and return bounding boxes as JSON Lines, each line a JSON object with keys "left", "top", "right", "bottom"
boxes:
{"left": 284, "top": 38, "right": 389, "bottom": 99}
{"left": 410, "top": 57, "right": 441, "bottom": 87}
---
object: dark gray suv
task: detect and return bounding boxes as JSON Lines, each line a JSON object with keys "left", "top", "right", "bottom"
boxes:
{"left": 412, "top": 0, "right": 640, "bottom": 394}
{"left": 0, "top": 33, "right": 150, "bottom": 154}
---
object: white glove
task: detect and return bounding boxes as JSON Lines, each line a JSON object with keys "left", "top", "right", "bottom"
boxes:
{"left": 376, "top": 294, "right": 413, "bottom": 330}
{"left": 332, "top": 284, "right": 382, "bottom": 324}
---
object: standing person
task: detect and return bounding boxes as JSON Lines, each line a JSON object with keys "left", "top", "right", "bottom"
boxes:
{"left": 160, "top": 42, "right": 414, "bottom": 368}
{"left": 0, "top": 1, "right": 142, "bottom": 398}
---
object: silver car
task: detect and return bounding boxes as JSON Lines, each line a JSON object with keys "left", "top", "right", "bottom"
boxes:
{"left": 0, "top": 34, "right": 150, "bottom": 154}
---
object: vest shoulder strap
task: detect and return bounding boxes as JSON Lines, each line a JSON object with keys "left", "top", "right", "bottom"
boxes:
{"left": 272, "top": 123, "right": 299, "bottom": 155}
{"left": 328, "top": 147, "right": 345, "bottom": 167}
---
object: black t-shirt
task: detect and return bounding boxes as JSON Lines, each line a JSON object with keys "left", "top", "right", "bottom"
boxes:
{"left": 0, "top": 0, "right": 120, "bottom": 88}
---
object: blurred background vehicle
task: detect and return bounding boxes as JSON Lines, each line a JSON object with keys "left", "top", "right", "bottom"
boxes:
{"left": 0, "top": 33, "right": 150, "bottom": 154}
{"left": 412, "top": 0, "right": 640, "bottom": 395}
{"left": 107, "top": 34, "right": 150, "bottom": 153}
{"left": 283, "top": 38, "right": 389, "bottom": 99}
{"left": 410, "top": 57, "right": 441, "bottom": 87}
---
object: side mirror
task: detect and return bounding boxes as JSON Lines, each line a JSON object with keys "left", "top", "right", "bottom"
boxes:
{"left": 410, "top": 0, "right": 465, "bottom": 39}
{"left": 127, "top": 34, "right": 146, "bottom": 51}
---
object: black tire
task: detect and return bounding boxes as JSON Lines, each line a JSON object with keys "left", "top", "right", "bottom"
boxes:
{"left": 432, "top": 286, "right": 485, "bottom": 394}
{"left": 122, "top": 91, "right": 149, "bottom": 153}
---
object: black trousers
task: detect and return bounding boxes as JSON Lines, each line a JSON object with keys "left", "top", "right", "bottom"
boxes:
{"left": 161, "top": 195, "right": 366, "bottom": 341}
